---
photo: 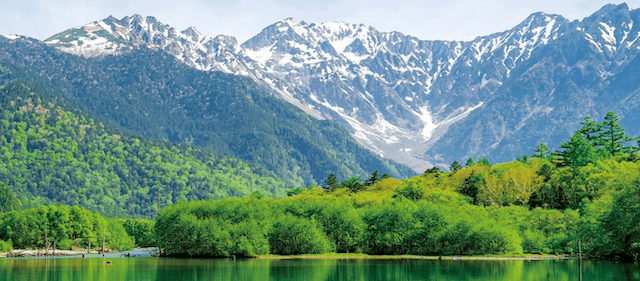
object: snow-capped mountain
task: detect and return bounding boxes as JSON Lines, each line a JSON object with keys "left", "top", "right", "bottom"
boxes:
{"left": 38, "top": 3, "right": 640, "bottom": 171}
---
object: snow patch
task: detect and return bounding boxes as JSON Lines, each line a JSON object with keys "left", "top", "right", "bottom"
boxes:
{"left": 3, "top": 35, "right": 21, "bottom": 40}
{"left": 330, "top": 37, "right": 356, "bottom": 53}
{"left": 244, "top": 45, "right": 275, "bottom": 65}
{"left": 599, "top": 22, "right": 617, "bottom": 45}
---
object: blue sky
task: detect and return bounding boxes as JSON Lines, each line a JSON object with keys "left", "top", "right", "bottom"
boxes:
{"left": 1, "top": 0, "right": 639, "bottom": 43}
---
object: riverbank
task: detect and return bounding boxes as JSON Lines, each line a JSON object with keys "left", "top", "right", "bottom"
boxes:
{"left": 0, "top": 247, "right": 158, "bottom": 258}
{"left": 0, "top": 249, "right": 111, "bottom": 258}
{"left": 257, "top": 253, "right": 573, "bottom": 261}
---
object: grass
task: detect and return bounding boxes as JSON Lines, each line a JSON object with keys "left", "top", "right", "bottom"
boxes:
{"left": 256, "top": 253, "right": 572, "bottom": 260}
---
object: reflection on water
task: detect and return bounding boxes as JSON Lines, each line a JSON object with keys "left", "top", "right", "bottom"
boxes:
{"left": 0, "top": 257, "right": 639, "bottom": 281}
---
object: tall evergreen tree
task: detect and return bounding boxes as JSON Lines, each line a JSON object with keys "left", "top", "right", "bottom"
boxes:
{"left": 465, "top": 157, "right": 475, "bottom": 168}
{"left": 477, "top": 158, "right": 491, "bottom": 166}
{"left": 533, "top": 143, "right": 551, "bottom": 159}
{"left": 449, "top": 160, "right": 462, "bottom": 173}
{"left": 325, "top": 173, "right": 338, "bottom": 191}
{"left": 600, "top": 111, "right": 632, "bottom": 156}
{"left": 459, "top": 172, "right": 480, "bottom": 205}
{"left": 579, "top": 115, "right": 602, "bottom": 146}
{"left": 556, "top": 132, "right": 596, "bottom": 168}
{"left": 365, "top": 171, "right": 380, "bottom": 187}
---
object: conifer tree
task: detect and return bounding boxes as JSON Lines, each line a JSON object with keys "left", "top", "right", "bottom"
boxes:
{"left": 365, "top": 171, "right": 380, "bottom": 186}
{"left": 449, "top": 160, "right": 462, "bottom": 173}
{"left": 325, "top": 173, "right": 338, "bottom": 191}
{"left": 477, "top": 158, "right": 491, "bottom": 166}
{"left": 556, "top": 132, "right": 596, "bottom": 168}
{"left": 465, "top": 157, "right": 475, "bottom": 167}
{"left": 579, "top": 115, "right": 602, "bottom": 145}
{"left": 533, "top": 143, "right": 551, "bottom": 159}
{"left": 600, "top": 111, "right": 632, "bottom": 156}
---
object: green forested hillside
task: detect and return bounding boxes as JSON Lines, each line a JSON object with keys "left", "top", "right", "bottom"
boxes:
{"left": 0, "top": 81, "right": 286, "bottom": 218}
{"left": 156, "top": 113, "right": 640, "bottom": 262}
{"left": 0, "top": 38, "right": 415, "bottom": 187}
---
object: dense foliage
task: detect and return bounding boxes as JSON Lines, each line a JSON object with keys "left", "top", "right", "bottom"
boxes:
{"left": 0, "top": 82, "right": 286, "bottom": 217}
{"left": 0, "top": 205, "right": 134, "bottom": 251}
{"left": 119, "top": 218, "right": 156, "bottom": 247}
{"left": 0, "top": 39, "right": 415, "bottom": 187}
{"left": 156, "top": 113, "right": 640, "bottom": 262}
{"left": 0, "top": 181, "right": 21, "bottom": 212}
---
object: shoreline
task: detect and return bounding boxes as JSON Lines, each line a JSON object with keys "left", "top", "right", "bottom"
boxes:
{"left": 256, "top": 253, "right": 574, "bottom": 261}
{"left": 1, "top": 250, "right": 573, "bottom": 261}
{"left": 0, "top": 249, "right": 112, "bottom": 258}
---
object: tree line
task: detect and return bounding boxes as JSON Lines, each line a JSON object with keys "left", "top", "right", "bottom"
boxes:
{"left": 0, "top": 81, "right": 287, "bottom": 218}
{"left": 155, "top": 112, "right": 640, "bottom": 262}
{"left": 0, "top": 204, "right": 155, "bottom": 253}
{"left": 2, "top": 111, "right": 640, "bottom": 262}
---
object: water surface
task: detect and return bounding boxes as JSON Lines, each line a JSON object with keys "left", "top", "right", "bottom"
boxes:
{"left": 0, "top": 256, "right": 638, "bottom": 281}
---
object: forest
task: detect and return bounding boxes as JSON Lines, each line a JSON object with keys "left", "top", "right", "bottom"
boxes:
{"left": 0, "top": 204, "right": 155, "bottom": 253}
{"left": 0, "top": 81, "right": 288, "bottom": 218}
{"left": 0, "top": 74, "right": 638, "bottom": 262}
{"left": 154, "top": 112, "right": 640, "bottom": 262}
{"left": 0, "top": 41, "right": 415, "bottom": 188}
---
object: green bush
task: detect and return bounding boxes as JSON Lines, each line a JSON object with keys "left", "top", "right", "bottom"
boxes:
{"left": 106, "top": 219, "right": 135, "bottom": 251}
{"left": 268, "top": 214, "right": 331, "bottom": 255}
{"left": 229, "top": 220, "right": 270, "bottom": 257}
{"left": 0, "top": 239, "right": 12, "bottom": 252}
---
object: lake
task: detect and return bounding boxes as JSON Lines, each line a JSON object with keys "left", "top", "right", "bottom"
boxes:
{"left": 0, "top": 255, "right": 638, "bottom": 281}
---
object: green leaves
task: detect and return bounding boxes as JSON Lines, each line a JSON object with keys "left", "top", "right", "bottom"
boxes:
{"left": 0, "top": 205, "right": 135, "bottom": 251}
{"left": 0, "top": 181, "right": 20, "bottom": 212}
{"left": 268, "top": 214, "right": 331, "bottom": 255}
{"left": 556, "top": 132, "right": 597, "bottom": 168}
{"left": 0, "top": 82, "right": 287, "bottom": 217}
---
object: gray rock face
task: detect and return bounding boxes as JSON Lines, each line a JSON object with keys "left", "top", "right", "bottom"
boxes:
{"left": 37, "top": 3, "right": 640, "bottom": 170}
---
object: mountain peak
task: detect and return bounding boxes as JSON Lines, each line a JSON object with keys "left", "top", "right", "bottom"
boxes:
{"left": 280, "top": 17, "right": 303, "bottom": 26}
{"left": 587, "top": 3, "right": 632, "bottom": 21}
{"left": 182, "top": 26, "right": 204, "bottom": 41}
{"left": 105, "top": 15, "right": 119, "bottom": 23}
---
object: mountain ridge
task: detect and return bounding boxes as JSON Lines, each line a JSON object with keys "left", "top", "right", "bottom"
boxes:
{"left": 7, "top": 3, "right": 640, "bottom": 170}
{"left": 0, "top": 37, "right": 415, "bottom": 187}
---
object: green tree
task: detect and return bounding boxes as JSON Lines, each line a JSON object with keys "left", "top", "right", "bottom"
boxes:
{"left": 449, "top": 161, "right": 462, "bottom": 173}
{"left": 325, "top": 173, "right": 338, "bottom": 191}
{"left": 459, "top": 172, "right": 482, "bottom": 205}
{"left": 365, "top": 171, "right": 380, "bottom": 186}
{"left": 465, "top": 158, "right": 475, "bottom": 167}
{"left": 533, "top": 143, "right": 551, "bottom": 160}
{"left": 395, "top": 182, "right": 425, "bottom": 201}
{"left": 477, "top": 158, "right": 491, "bottom": 166}
{"left": 423, "top": 167, "right": 442, "bottom": 176}
{"left": 0, "top": 182, "right": 20, "bottom": 212}
{"left": 600, "top": 111, "right": 633, "bottom": 156}
{"left": 579, "top": 115, "right": 602, "bottom": 145}
{"left": 602, "top": 181, "right": 640, "bottom": 262}
{"left": 286, "top": 187, "right": 305, "bottom": 197}
{"left": 556, "top": 132, "right": 596, "bottom": 168}
{"left": 342, "top": 177, "right": 365, "bottom": 192}
{"left": 268, "top": 214, "right": 330, "bottom": 255}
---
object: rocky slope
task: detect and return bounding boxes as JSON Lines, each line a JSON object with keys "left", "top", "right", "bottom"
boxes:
{"left": 32, "top": 3, "right": 640, "bottom": 169}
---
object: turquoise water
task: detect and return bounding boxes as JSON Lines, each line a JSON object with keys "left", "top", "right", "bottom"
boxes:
{"left": 0, "top": 256, "right": 638, "bottom": 281}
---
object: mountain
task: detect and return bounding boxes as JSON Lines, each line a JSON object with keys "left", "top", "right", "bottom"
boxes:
{"left": 0, "top": 79, "right": 287, "bottom": 218}
{"left": 0, "top": 37, "right": 414, "bottom": 188}
{"left": 38, "top": 3, "right": 640, "bottom": 170}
